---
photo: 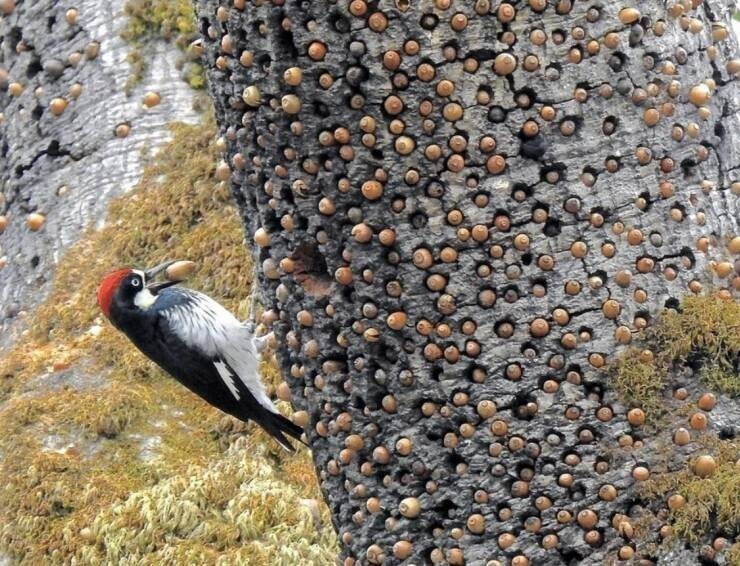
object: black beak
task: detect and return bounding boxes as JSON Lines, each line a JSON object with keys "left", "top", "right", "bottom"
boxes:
{"left": 144, "top": 260, "right": 180, "bottom": 294}
{"left": 147, "top": 280, "right": 179, "bottom": 294}
{"left": 144, "top": 260, "right": 177, "bottom": 280}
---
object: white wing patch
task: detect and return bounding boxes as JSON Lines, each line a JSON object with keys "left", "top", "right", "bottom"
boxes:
{"left": 214, "top": 360, "right": 240, "bottom": 401}
{"left": 163, "top": 289, "right": 278, "bottom": 413}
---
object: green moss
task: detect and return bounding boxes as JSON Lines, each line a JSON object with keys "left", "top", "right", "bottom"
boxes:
{"left": 612, "top": 350, "right": 668, "bottom": 420}
{"left": 700, "top": 363, "right": 740, "bottom": 397}
{"left": 639, "top": 437, "right": 740, "bottom": 545}
{"left": 120, "top": 0, "right": 202, "bottom": 94}
{"left": 611, "top": 294, "right": 740, "bottom": 419}
{"left": 0, "top": 117, "right": 337, "bottom": 562}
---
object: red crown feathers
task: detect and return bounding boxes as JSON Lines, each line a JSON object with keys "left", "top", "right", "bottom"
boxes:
{"left": 97, "top": 268, "right": 133, "bottom": 317}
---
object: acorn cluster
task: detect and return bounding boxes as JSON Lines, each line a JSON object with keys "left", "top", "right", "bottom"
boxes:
{"left": 196, "top": 0, "right": 739, "bottom": 564}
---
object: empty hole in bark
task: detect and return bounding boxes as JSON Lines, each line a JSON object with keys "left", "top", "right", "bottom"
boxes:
{"left": 351, "top": 396, "right": 366, "bottom": 412}
{"left": 714, "top": 121, "right": 726, "bottom": 138}
{"left": 431, "top": 366, "right": 444, "bottom": 382}
{"left": 521, "top": 253, "right": 533, "bottom": 266}
{"left": 543, "top": 219, "right": 561, "bottom": 236}
{"left": 680, "top": 158, "right": 697, "bottom": 177}
{"left": 31, "top": 105, "right": 43, "bottom": 121}
{"left": 47, "top": 140, "right": 68, "bottom": 157}
{"left": 8, "top": 27, "right": 22, "bottom": 51}
{"left": 198, "top": 17, "right": 209, "bottom": 36}
{"left": 664, "top": 297, "right": 680, "bottom": 310}
{"left": 370, "top": 149, "right": 383, "bottom": 160}
{"left": 570, "top": 483, "right": 587, "bottom": 502}
{"left": 328, "top": 10, "right": 350, "bottom": 33}
{"left": 275, "top": 15, "right": 299, "bottom": 57}
{"left": 26, "top": 56, "right": 43, "bottom": 78}
{"left": 411, "top": 212, "right": 427, "bottom": 228}
{"left": 420, "top": 12, "right": 439, "bottom": 30}
{"left": 718, "top": 427, "right": 735, "bottom": 440}
{"left": 47, "top": 15, "right": 56, "bottom": 31}
{"left": 30, "top": 256, "right": 40, "bottom": 269}
{"left": 313, "top": 100, "right": 330, "bottom": 118}
{"left": 436, "top": 498, "right": 458, "bottom": 517}
{"left": 292, "top": 243, "right": 332, "bottom": 297}
{"left": 255, "top": 53, "right": 271, "bottom": 73}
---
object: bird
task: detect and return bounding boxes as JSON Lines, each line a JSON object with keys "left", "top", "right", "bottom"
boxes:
{"left": 96, "top": 260, "right": 304, "bottom": 451}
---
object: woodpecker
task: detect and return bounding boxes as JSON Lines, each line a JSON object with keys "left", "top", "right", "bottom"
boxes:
{"left": 97, "top": 261, "right": 304, "bottom": 452}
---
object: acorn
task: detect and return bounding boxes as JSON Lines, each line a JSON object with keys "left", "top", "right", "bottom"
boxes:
{"left": 281, "top": 94, "right": 302, "bottom": 114}
{"left": 242, "top": 85, "right": 261, "bottom": 107}
{"left": 115, "top": 123, "right": 131, "bottom": 138}
{"left": 694, "top": 455, "right": 717, "bottom": 478}
{"left": 689, "top": 83, "right": 711, "bottom": 106}
{"left": 393, "top": 541, "right": 413, "bottom": 559}
{"left": 283, "top": 66, "right": 303, "bottom": 85}
{"left": 618, "top": 7, "right": 640, "bottom": 24}
{"left": 0, "top": 0, "right": 15, "bottom": 15}
{"left": 399, "top": 497, "right": 421, "bottom": 518}
{"left": 165, "top": 260, "right": 196, "bottom": 281}
{"left": 143, "top": 91, "right": 161, "bottom": 108}
{"left": 493, "top": 53, "right": 517, "bottom": 75}
{"left": 0, "top": 215, "right": 7, "bottom": 233}
{"left": 387, "top": 312, "right": 407, "bottom": 331}
{"left": 467, "top": 514, "right": 485, "bottom": 534}
{"left": 27, "top": 213, "right": 45, "bottom": 231}
{"left": 49, "top": 98, "right": 68, "bottom": 116}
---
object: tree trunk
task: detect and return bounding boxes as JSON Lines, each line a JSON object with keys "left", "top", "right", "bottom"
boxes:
{"left": 195, "top": 0, "right": 739, "bottom": 563}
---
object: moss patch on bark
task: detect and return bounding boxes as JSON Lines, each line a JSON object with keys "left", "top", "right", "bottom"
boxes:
{"left": 121, "top": 0, "right": 205, "bottom": 94}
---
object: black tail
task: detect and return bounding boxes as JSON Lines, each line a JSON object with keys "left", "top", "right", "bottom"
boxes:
{"left": 256, "top": 407, "right": 307, "bottom": 452}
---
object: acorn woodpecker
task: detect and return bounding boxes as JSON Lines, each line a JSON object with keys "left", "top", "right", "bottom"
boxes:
{"left": 97, "top": 260, "right": 304, "bottom": 451}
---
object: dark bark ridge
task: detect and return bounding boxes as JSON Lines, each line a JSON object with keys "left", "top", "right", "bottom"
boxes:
{"left": 196, "top": 0, "right": 739, "bottom": 564}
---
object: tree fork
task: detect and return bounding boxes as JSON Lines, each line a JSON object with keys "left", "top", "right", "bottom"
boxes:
{"left": 195, "top": 0, "right": 739, "bottom": 563}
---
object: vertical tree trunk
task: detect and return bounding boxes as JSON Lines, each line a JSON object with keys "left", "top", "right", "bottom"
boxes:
{"left": 196, "top": 0, "right": 739, "bottom": 563}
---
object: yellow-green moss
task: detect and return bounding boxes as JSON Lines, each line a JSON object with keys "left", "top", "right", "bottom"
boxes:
{"left": 611, "top": 294, "right": 740, "bottom": 420}
{"left": 639, "top": 437, "right": 740, "bottom": 545}
{"left": 0, "top": 117, "right": 337, "bottom": 563}
{"left": 121, "top": 0, "right": 202, "bottom": 93}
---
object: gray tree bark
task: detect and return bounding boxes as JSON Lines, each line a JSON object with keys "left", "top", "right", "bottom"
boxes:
{"left": 195, "top": 0, "right": 739, "bottom": 564}
{"left": 0, "top": 0, "right": 200, "bottom": 348}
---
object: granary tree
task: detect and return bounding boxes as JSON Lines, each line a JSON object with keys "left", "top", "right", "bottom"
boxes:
{"left": 195, "top": 0, "right": 740, "bottom": 564}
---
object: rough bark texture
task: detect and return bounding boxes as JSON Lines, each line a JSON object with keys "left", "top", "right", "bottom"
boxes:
{"left": 0, "top": 0, "right": 199, "bottom": 348}
{"left": 197, "top": 1, "right": 739, "bottom": 564}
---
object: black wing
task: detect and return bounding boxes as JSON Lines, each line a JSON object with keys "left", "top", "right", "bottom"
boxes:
{"left": 126, "top": 312, "right": 303, "bottom": 451}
